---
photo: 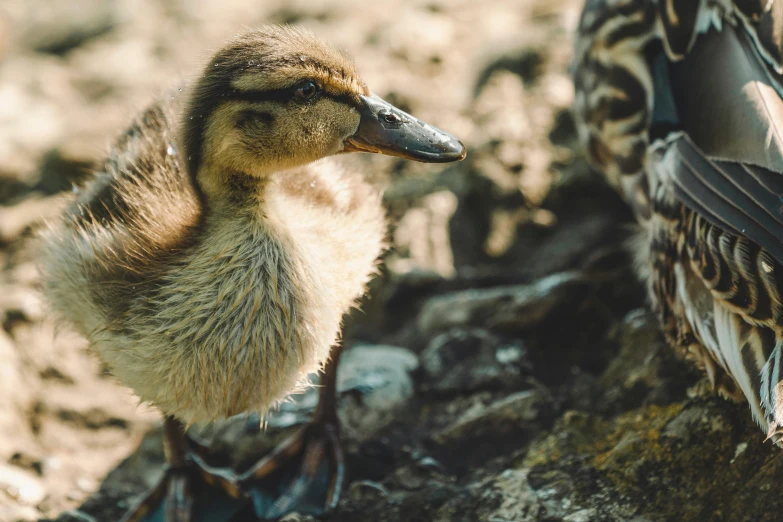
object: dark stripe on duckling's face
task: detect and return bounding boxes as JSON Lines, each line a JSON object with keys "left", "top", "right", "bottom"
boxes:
{"left": 227, "top": 84, "right": 360, "bottom": 109}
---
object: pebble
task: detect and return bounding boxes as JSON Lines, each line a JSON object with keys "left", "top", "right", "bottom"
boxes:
{"left": 0, "top": 463, "right": 45, "bottom": 505}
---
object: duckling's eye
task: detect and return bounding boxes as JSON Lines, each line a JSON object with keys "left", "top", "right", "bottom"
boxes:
{"left": 294, "top": 81, "right": 321, "bottom": 102}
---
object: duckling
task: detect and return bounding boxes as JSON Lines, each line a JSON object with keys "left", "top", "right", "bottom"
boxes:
{"left": 39, "top": 26, "right": 465, "bottom": 521}
{"left": 572, "top": 1, "right": 783, "bottom": 443}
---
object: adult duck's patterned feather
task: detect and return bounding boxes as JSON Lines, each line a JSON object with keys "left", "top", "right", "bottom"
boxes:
{"left": 573, "top": 0, "right": 783, "bottom": 444}
{"left": 574, "top": 0, "right": 783, "bottom": 187}
{"left": 657, "top": 0, "right": 705, "bottom": 59}
{"left": 572, "top": 0, "right": 657, "bottom": 187}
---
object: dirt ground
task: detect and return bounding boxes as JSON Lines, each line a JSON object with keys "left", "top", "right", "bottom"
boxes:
{"left": 2, "top": 1, "right": 783, "bottom": 522}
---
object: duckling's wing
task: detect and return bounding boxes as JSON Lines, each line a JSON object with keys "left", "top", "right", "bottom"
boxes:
{"left": 44, "top": 97, "right": 202, "bottom": 331}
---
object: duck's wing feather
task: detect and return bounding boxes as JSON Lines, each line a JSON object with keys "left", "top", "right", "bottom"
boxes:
{"left": 663, "top": 22, "right": 783, "bottom": 266}
{"left": 660, "top": 137, "right": 783, "bottom": 267}
{"left": 653, "top": 11, "right": 783, "bottom": 442}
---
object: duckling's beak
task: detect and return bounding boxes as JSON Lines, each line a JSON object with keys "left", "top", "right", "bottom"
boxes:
{"left": 344, "top": 94, "right": 466, "bottom": 163}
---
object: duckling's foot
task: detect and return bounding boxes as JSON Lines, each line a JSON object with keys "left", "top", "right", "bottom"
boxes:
{"left": 118, "top": 418, "right": 250, "bottom": 522}
{"left": 236, "top": 418, "right": 345, "bottom": 519}
{"left": 118, "top": 465, "right": 250, "bottom": 522}
{"left": 121, "top": 346, "right": 346, "bottom": 522}
{"left": 237, "top": 349, "right": 346, "bottom": 519}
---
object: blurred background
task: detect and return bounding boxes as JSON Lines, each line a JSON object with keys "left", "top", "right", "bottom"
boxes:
{"left": 0, "top": 1, "right": 780, "bottom": 521}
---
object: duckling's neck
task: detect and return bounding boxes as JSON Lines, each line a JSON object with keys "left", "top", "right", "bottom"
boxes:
{"left": 196, "top": 165, "right": 270, "bottom": 217}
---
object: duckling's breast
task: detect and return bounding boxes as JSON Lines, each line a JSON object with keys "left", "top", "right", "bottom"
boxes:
{"left": 89, "top": 214, "right": 336, "bottom": 424}
{"left": 43, "top": 167, "right": 385, "bottom": 425}
{"left": 125, "top": 175, "right": 384, "bottom": 423}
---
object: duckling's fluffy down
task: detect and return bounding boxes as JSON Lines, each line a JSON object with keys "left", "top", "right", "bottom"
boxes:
{"left": 38, "top": 102, "right": 387, "bottom": 425}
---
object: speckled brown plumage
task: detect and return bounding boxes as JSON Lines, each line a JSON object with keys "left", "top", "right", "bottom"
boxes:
{"left": 573, "top": 0, "right": 783, "bottom": 443}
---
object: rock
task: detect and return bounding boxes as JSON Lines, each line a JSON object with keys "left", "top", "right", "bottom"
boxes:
{"left": 434, "top": 390, "right": 546, "bottom": 445}
{"left": 16, "top": 0, "right": 121, "bottom": 55}
{"left": 192, "top": 344, "right": 420, "bottom": 461}
{"left": 563, "top": 509, "right": 598, "bottom": 522}
{"left": 338, "top": 344, "right": 420, "bottom": 437}
{"left": 348, "top": 480, "right": 390, "bottom": 504}
{"left": 471, "top": 469, "right": 541, "bottom": 522}
{"left": 338, "top": 344, "right": 420, "bottom": 411}
{"left": 417, "top": 271, "right": 587, "bottom": 335}
{"left": 662, "top": 404, "right": 733, "bottom": 442}
{"left": 420, "top": 327, "right": 529, "bottom": 394}
{"left": 0, "top": 194, "right": 70, "bottom": 244}
{"left": 392, "top": 190, "right": 458, "bottom": 277}
{"left": 278, "top": 515, "right": 318, "bottom": 522}
{"left": 0, "top": 503, "right": 41, "bottom": 522}
{"left": 597, "top": 308, "right": 695, "bottom": 413}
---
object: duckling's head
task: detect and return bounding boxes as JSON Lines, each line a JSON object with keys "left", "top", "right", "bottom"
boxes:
{"left": 183, "top": 26, "right": 465, "bottom": 193}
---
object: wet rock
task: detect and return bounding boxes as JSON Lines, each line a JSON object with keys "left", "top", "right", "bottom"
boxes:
{"left": 348, "top": 480, "right": 390, "bottom": 505}
{"left": 278, "top": 515, "right": 319, "bottom": 522}
{"left": 339, "top": 344, "right": 419, "bottom": 410}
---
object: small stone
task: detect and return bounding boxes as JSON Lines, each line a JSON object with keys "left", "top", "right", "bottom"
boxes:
{"left": 337, "top": 344, "right": 420, "bottom": 438}
{"left": 0, "top": 463, "right": 46, "bottom": 505}
{"left": 279, "top": 514, "right": 318, "bottom": 522}
{"left": 731, "top": 442, "right": 748, "bottom": 463}
{"left": 563, "top": 508, "right": 597, "bottom": 522}
{"left": 76, "top": 477, "right": 96, "bottom": 492}
{"left": 337, "top": 344, "right": 419, "bottom": 411}
{"left": 349, "top": 480, "right": 390, "bottom": 503}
